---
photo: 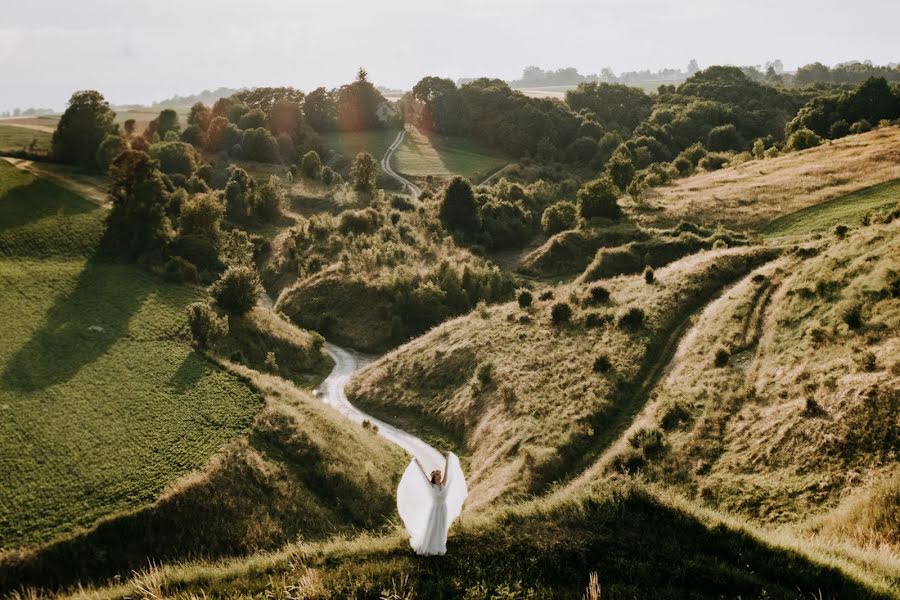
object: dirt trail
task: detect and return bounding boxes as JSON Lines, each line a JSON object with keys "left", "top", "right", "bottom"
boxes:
{"left": 381, "top": 130, "right": 422, "bottom": 197}
{"left": 2, "top": 157, "right": 108, "bottom": 206}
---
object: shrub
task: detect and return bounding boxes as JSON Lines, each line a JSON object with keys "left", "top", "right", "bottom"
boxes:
{"left": 593, "top": 354, "right": 612, "bottom": 373}
{"left": 617, "top": 306, "right": 645, "bottom": 330}
{"left": 714, "top": 346, "right": 730, "bottom": 368}
{"left": 786, "top": 127, "right": 822, "bottom": 151}
{"left": 659, "top": 400, "right": 691, "bottom": 430}
{"left": 476, "top": 361, "right": 493, "bottom": 386}
{"left": 576, "top": 176, "right": 621, "bottom": 220}
{"left": 480, "top": 199, "right": 531, "bottom": 249}
{"left": 95, "top": 134, "right": 126, "bottom": 173}
{"left": 264, "top": 351, "right": 279, "bottom": 373}
{"left": 588, "top": 284, "right": 610, "bottom": 304}
{"left": 186, "top": 302, "right": 228, "bottom": 349}
{"left": 672, "top": 155, "right": 693, "bottom": 176}
{"left": 833, "top": 223, "right": 849, "bottom": 237}
{"left": 255, "top": 176, "right": 285, "bottom": 221}
{"left": 241, "top": 128, "right": 280, "bottom": 163}
{"left": 517, "top": 289, "right": 533, "bottom": 308}
{"left": 210, "top": 265, "right": 262, "bottom": 315}
{"left": 850, "top": 119, "right": 872, "bottom": 134}
{"left": 321, "top": 166, "right": 338, "bottom": 186}
{"left": 707, "top": 124, "right": 742, "bottom": 151}
{"left": 643, "top": 266, "right": 655, "bottom": 284}
{"left": 301, "top": 150, "right": 322, "bottom": 179}
{"left": 628, "top": 427, "right": 666, "bottom": 457}
{"left": 829, "top": 119, "right": 850, "bottom": 139}
{"left": 179, "top": 193, "right": 224, "bottom": 241}
{"left": 350, "top": 152, "right": 378, "bottom": 194}
{"left": 541, "top": 201, "right": 578, "bottom": 236}
{"left": 538, "top": 289, "right": 554, "bottom": 301}
{"left": 584, "top": 311, "right": 612, "bottom": 328}
{"left": 698, "top": 152, "right": 729, "bottom": 171}
{"left": 440, "top": 176, "right": 480, "bottom": 235}
{"left": 840, "top": 302, "right": 863, "bottom": 330}
{"left": 885, "top": 270, "right": 900, "bottom": 298}
{"left": 858, "top": 351, "right": 878, "bottom": 372}
{"left": 550, "top": 301, "right": 572, "bottom": 324}
{"left": 163, "top": 256, "right": 199, "bottom": 284}
{"left": 678, "top": 142, "right": 707, "bottom": 166}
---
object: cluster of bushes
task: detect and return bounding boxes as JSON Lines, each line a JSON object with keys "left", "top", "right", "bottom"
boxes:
{"left": 786, "top": 77, "right": 900, "bottom": 142}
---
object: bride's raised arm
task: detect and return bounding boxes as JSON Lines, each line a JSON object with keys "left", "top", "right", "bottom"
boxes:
{"left": 442, "top": 454, "right": 449, "bottom": 486}
{"left": 414, "top": 457, "right": 430, "bottom": 483}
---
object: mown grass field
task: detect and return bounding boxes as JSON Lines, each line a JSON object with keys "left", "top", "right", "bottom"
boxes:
{"left": 765, "top": 178, "right": 900, "bottom": 236}
{"left": 0, "top": 124, "right": 52, "bottom": 154}
{"left": 392, "top": 127, "right": 509, "bottom": 182}
{"left": 0, "top": 161, "right": 260, "bottom": 549}
{"left": 319, "top": 129, "right": 399, "bottom": 165}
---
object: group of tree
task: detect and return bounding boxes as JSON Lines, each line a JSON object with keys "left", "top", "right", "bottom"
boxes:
{"left": 786, "top": 77, "right": 900, "bottom": 142}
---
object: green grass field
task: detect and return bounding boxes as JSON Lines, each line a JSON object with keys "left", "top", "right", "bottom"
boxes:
{"left": 0, "top": 161, "right": 260, "bottom": 549}
{"left": 0, "top": 125, "right": 52, "bottom": 154}
{"left": 319, "top": 129, "right": 399, "bottom": 165}
{"left": 765, "top": 178, "right": 900, "bottom": 237}
{"left": 392, "top": 129, "right": 509, "bottom": 182}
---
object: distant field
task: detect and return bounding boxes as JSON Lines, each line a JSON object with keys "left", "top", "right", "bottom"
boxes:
{"left": 516, "top": 79, "right": 682, "bottom": 98}
{"left": 0, "top": 124, "right": 52, "bottom": 154}
{"left": 766, "top": 178, "right": 900, "bottom": 236}
{"left": 319, "top": 129, "right": 399, "bottom": 166}
{"left": 635, "top": 126, "right": 900, "bottom": 232}
{"left": 0, "top": 162, "right": 259, "bottom": 548}
{"left": 392, "top": 127, "right": 509, "bottom": 182}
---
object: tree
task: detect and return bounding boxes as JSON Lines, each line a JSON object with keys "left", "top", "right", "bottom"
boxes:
{"left": 440, "top": 176, "right": 480, "bottom": 235}
{"left": 240, "top": 127, "right": 280, "bottom": 163}
{"left": 254, "top": 176, "right": 284, "bottom": 221}
{"left": 224, "top": 166, "right": 255, "bottom": 221}
{"left": 95, "top": 134, "right": 126, "bottom": 173}
{"left": 480, "top": 199, "right": 531, "bottom": 249}
{"left": 304, "top": 87, "right": 337, "bottom": 131}
{"left": 52, "top": 90, "right": 116, "bottom": 170}
{"left": 123, "top": 119, "right": 136, "bottom": 137}
{"left": 188, "top": 102, "right": 211, "bottom": 129}
{"left": 179, "top": 193, "right": 224, "bottom": 242}
{"left": 186, "top": 302, "right": 228, "bottom": 350}
{"left": 576, "top": 177, "right": 621, "bottom": 220}
{"left": 238, "top": 108, "right": 267, "bottom": 130}
{"left": 149, "top": 141, "right": 198, "bottom": 176}
{"left": 205, "top": 116, "right": 242, "bottom": 153}
{"left": 210, "top": 265, "right": 262, "bottom": 315}
{"left": 786, "top": 128, "right": 822, "bottom": 151}
{"left": 301, "top": 150, "right": 323, "bottom": 179}
{"left": 541, "top": 201, "right": 578, "bottom": 235}
{"left": 156, "top": 109, "right": 181, "bottom": 137}
{"left": 707, "top": 123, "right": 742, "bottom": 151}
{"left": 105, "top": 150, "right": 173, "bottom": 259}
{"left": 565, "top": 82, "right": 653, "bottom": 132}
{"left": 605, "top": 150, "right": 635, "bottom": 190}
{"left": 350, "top": 152, "right": 378, "bottom": 194}
{"left": 335, "top": 70, "right": 388, "bottom": 130}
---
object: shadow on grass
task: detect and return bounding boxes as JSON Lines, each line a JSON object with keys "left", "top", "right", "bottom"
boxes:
{"left": 0, "top": 254, "right": 150, "bottom": 392}
{"left": 0, "top": 175, "right": 96, "bottom": 231}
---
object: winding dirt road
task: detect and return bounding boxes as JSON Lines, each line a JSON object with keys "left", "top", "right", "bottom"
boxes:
{"left": 318, "top": 343, "right": 444, "bottom": 470}
{"left": 381, "top": 130, "right": 423, "bottom": 197}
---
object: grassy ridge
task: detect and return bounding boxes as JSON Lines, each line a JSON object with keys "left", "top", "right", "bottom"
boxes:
{"left": 319, "top": 129, "right": 399, "bottom": 167}
{"left": 765, "top": 178, "right": 900, "bottom": 236}
{"left": 66, "top": 479, "right": 894, "bottom": 599}
{"left": 0, "top": 125, "right": 52, "bottom": 154}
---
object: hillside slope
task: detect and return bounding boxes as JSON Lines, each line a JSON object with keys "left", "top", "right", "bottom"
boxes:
{"left": 348, "top": 246, "right": 780, "bottom": 509}
{"left": 632, "top": 125, "right": 900, "bottom": 231}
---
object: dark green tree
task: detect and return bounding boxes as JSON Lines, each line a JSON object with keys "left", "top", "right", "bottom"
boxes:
{"left": 577, "top": 176, "right": 621, "bottom": 220}
{"left": 440, "top": 176, "right": 480, "bottom": 235}
{"left": 52, "top": 90, "right": 116, "bottom": 170}
{"left": 350, "top": 152, "right": 378, "bottom": 194}
{"left": 301, "top": 150, "right": 323, "bottom": 179}
{"left": 210, "top": 265, "right": 262, "bottom": 315}
{"left": 105, "top": 150, "right": 173, "bottom": 258}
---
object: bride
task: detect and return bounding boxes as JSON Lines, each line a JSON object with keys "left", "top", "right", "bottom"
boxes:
{"left": 396, "top": 453, "right": 468, "bottom": 556}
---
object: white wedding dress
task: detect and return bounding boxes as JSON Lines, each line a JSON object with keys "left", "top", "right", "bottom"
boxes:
{"left": 396, "top": 452, "right": 468, "bottom": 555}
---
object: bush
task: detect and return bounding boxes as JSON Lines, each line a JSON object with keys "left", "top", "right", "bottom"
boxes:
{"left": 698, "top": 152, "right": 729, "bottom": 171}
{"left": 678, "top": 142, "right": 707, "bottom": 166}
{"left": 593, "top": 354, "right": 612, "bottom": 373}
{"left": 833, "top": 223, "right": 849, "bottom": 237}
{"left": 476, "top": 361, "right": 493, "bottom": 386}
{"left": 714, "top": 346, "right": 730, "bottom": 368}
{"left": 786, "top": 128, "right": 822, "bottom": 151}
{"left": 628, "top": 427, "right": 666, "bottom": 457}
{"left": 186, "top": 302, "right": 228, "bottom": 349}
{"left": 840, "top": 302, "right": 863, "bottom": 330}
{"left": 517, "top": 289, "right": 533, "bottom": 308}
{"left": 95, "top": 134, "right": 126, "bottom": 173}
{"left": 829, "top": 119, "right": 850, "bottom": 139}
{"left": 179, "top": 193, "right": 224, "bottom": 241}
{"left": 440, "top": 176, "right": 480, "bottom": 236}
{"left": 584, "top": 311, "right": 612, "bottom": 328}
{"left": 850, "top": 119, "right": 872, "bottom": 134}
{"left": 643, "top": 266, "right": 655, "bottom": 284}
{"left": 576, "top": 176, "right": 621, "bottom": 220}
{"left": 538, "top": 289, "right": 554, "bottom": 301}
{"left": 255, "top": 176, "right": 285, "bottom": 221}
{"left": 659, "top": 400, "right": 691, "bottom": 430}
{"left": 588, "top": 284, "right": 610, "bottom": 304}
{"left": 707, "top": 124, "right": 742, "bottom": 151}
{"left": 241, "top": 127, "right": 280, "bottom": 163}
{"left": 321, "top": 166, "right": 338, "bottom": 186}
{"left": 163, "top": 256, "right": 199, "bottom": 283}
{"left": 149, "top": 141, "right": 199, "bottom": 177}
{"left": 550, "top": 301, "right": 572, "bottom": 324}
{"left": 541, "top": 201, "right": 578, "bottom": 236}
{"left": 672, "top": 156, "right": 693, "bottom": 177}
{"left": 301, "top": 150, "right": 322, "bottom": 179}
{"left": 264, "top": 351, "right": 279, "bottom": 373}
{"left": 350, "top": 152, "right": 378, "bottom": 194}
{"left": 480, "top": 199, "right": 531, "bottom": 249}
{"left": 210, "top": 265, "right": 262, "bottom": 315}
{"left": 617, "top": 306, "right": 645, "bottom": 330}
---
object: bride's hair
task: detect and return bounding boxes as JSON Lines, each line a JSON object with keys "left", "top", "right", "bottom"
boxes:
{"left": 430, "top": 469, "right": 442, "bottom": 484}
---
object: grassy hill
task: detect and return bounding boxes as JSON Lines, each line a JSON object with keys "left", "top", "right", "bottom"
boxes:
{"left": 0, "top": 124, "right": 52, "bottom": 154}
{"left": 0, "top": 161, "right": 406, "bottom": 591}
{"left": 348, "top": 246, "right": 780, "bottom": 509}
{"left": 631, "top": 126, "right": 900, "bottom": 232}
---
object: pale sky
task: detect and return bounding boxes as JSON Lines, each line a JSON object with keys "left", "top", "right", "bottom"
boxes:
{"left": 2, "top": 0, "right": 898, "bottom": 112}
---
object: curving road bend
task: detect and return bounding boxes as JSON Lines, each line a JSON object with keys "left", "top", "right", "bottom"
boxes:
{"left": 318, "top": 343, "right": 444, "bottom": 471}
{"left": 381, "top": 130, "right": 423, "bottom": 198}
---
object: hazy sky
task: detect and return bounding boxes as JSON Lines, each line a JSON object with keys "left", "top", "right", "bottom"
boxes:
{"left": 2, "top": 0, "right": 898, "bottom": 112}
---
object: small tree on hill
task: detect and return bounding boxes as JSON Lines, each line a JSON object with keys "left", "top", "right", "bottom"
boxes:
{"left": 301, "top": 150, "right": 323, "bottom": 179}
{"left": 156, "top": 109, "right": 181, "bottom": 137}
{"left": 254, "top": 175, "right": 284, "bottom": 221}
{"left": 52, "top": 90, "right": 116, "bottom": 170}
{"left": 179, "top": 193, "right": 224, "bottom": 242}
{"left": 210, "top": 265, "right": 262, "bottom": 315}
{"left": 786, "top": 128, "right": 822, "bottom": 151}
{"left": 350, "top": 152, "right": 378, "bottom": 194}
{"left": 440, "top": 176, "right": 480, "bottom": 236}
{"left": 541, "top": 201, "right": 578, "bottom": 236}
{"left": 95, "top": 134, "right": 126, "bottom": 173}
{"left": 605, "top": 150, "right": 635, "bottom": 190}
{"left": 186, "top": 302, "right": 228, "bottom": 350}
{"left": 576, "top": 177, "right": 621, "bottom": 220}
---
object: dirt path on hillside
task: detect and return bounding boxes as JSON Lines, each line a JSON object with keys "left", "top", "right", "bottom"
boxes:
{"left": 2, "top": 157, "right": 108, "bottom": 207}
{"left": 0, "top": 118, "right": 56, "bottom": 133}
{"left": 381, "top": 130, "right": 423, "bottom": 197}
